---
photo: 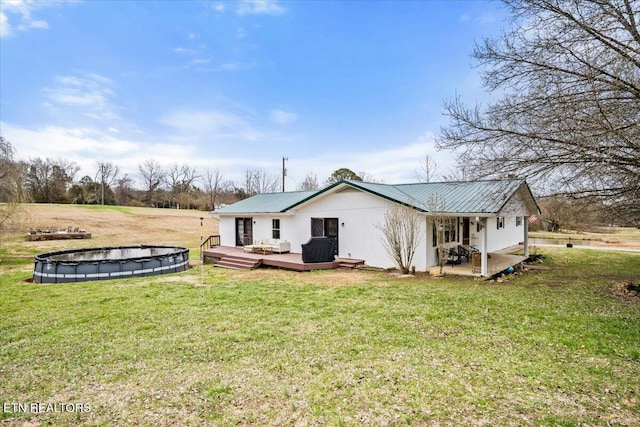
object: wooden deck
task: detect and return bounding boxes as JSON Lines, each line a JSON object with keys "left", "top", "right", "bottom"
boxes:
{"left": 202, "top": 246, "right": 365, "bottom": 271}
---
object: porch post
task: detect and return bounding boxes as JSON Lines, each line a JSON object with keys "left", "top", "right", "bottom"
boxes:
{"left": 481, "top": 218, "right": 488, "bottom": 277}
{"left": 523, "top": 217, "right": 529, "bottom": 258}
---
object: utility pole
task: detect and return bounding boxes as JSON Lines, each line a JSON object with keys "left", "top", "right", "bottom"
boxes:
{"left": 100, "top": 163, "right": 105, "bottom": 205}
{"left": 282, "top": 156, "right": 288, "bottom": 192}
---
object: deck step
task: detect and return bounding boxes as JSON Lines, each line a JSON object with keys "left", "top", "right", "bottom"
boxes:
{"left": 214, "top": 256, "right": 261, "bottom": 270}
{"left": 337, "top": 259, "right": 365, "bottom": 269}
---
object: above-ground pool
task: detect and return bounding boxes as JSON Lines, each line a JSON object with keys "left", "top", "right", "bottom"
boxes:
{"left": 33, "top": 245, "right": 189, "bottom": 283}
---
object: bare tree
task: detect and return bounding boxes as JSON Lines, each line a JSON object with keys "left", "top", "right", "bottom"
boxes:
{"left": 0, "top": 137, "right": 27, "bottom": 203}
{"left": 0, "top": 137, "right": 26, "bottom": 245}
{"left": 441, "top": 158, "right": 472, "bottom": 182}
{"left": 377, "top": 204, "right": 425, "bottom": 274}
{"left": 427, "top": 195, "right": 451, "bottom": 277}
{"left": 415, "top": 154, "right": 439, "bottom": 182}
{"left": 297, "top": 173, "right": 319, "bottom": 191}
{"left": 357, "top": 171, "right": 380, "bottom": 183}
{"left": 202, "top": 168, "right": 224, "bottom": 210}
{"left": 535, "top": 195, "right": 602, "bottom": 232}
{"left": 114, "top": 174, "right": 135, "bottom": 206}
{"left": 164, "top": 163, "right": 200, "bottom": 208}
{"left": 25, "top": 157, "right": 78, "bottom": 203}
{"left": 138, "top": 159, "right": 165, "bottom": 207}
{"left": 244, "top": 168, "right": 280, "bottom": 195}
{"left": 437, "top": 0, "right": 640, "bottom": 221}
{"left": 94, "top": 161, "right": 119, "bottom": 205}
{"left": 69, "top": 176, "right": 99, "bottom": 204}
{"left": 0, "top": 137, "right": 15, "bottom": 182}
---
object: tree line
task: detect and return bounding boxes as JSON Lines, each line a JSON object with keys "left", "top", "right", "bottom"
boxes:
{"left": 0, "top": 137, "right": 375, "bottom": 210}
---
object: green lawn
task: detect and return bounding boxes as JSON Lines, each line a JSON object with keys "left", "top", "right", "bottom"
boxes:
{"left": 1, "top": 248, "right": 639, "bottom": 426}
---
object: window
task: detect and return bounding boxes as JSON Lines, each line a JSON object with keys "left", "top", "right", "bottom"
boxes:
{"left": 272, "top": 219, "right": 280, "bottom": 239}
{"left": 432, "top": 218, "right": 459, "bottom": 247}
{"left": 497, "top": 217, "right": 505, "bottom": 229}
{"left": 516, "top": 216, "right": 522, "bottom": 227}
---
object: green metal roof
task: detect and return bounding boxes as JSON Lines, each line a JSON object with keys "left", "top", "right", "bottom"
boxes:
{"left": 215, "top": 190, "right": 316, "bottom": 214}
{"left": 396, "top": 179, "right": 527, "bottom": 213}
{"left": 215, "top": 179, "right": 539, "bottom": 216}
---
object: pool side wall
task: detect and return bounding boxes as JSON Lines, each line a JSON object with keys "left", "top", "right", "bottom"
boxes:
{"left": 33, "top": 246, "right": 189, "bottom": 283}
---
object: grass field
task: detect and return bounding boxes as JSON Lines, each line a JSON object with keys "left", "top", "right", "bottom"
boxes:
{"left": 1, "top": 205, "right": 639, "bottom": 426}
{"left": 529, "top": 227, "right": 640, "bottom": 248}
{"left": 0, "top": 204, "right": 217, "bottom": 260}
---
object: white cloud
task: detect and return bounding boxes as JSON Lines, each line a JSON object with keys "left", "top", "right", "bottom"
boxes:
{"left": 269, "top": 109, "right": 297, "bottom": 125}
{"left": 237, "top": 0, "right": 286, "bottom": 16}
{"left": 0, "top": 0, "right": 52, "bottom": 38}
{"left": 219, "top": 62, "right": 256, "bottom": 71}
{"left": 43, "top": 72, "right": 119, "bottom": 121}
{"left": 1, "top": 121, "right": 206, "bottom": 182}
{"left": 158, "top": 109, "right": 247, "bottom": 134}
{"left": 171, "top": 47, "right": 196, "bottom": 54}
{"left": 1, "top": 122, "right": 138, "bottom": 176}
{"left": 2, "top": 118, "right": 457, "bottom": 191}
{"left": 18, "top": 18, "right": 47, "bottom": 31}
{"left": 212, "top": 3, "right": 225, "bottom": 12}
{"left": 0, "top": 11, "right": 11, "bottom": 37}
{"left": 287, "top": 133, "right": 456, "bottom": 188}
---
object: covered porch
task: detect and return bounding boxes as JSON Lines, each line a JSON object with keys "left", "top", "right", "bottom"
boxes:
{"left": 427, "top": 244, "right": 528, "bottom": 278}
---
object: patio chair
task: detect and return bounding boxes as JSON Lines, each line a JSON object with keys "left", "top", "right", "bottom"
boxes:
{"left": 446, "top": 248, "right": 461, "bottom": 266}
{"left": 457, "top": 245, "right": 471, "bottom": 263}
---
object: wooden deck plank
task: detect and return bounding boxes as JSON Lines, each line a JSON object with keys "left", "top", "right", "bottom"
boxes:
{"left": 203, "top": 246, "right": 363, "bottom": 272}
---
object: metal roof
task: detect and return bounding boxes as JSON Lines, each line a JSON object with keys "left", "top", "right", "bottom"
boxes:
{"left": 215, "top": 190, "right": 316, "bottom": 214}
{"left": 214, "top": 179, "right": 539, "bottom": 216}
{"left": 395, "top": 179, "right": 526, "bottom": 213}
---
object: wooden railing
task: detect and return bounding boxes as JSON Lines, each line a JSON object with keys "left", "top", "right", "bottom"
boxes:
{"left": 200, "top": 235, "right": 221, "bottom": 259}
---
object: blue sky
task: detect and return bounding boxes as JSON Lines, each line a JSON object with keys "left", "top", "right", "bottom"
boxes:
{"left": 1, "top": 0, "right": 506, "bottom": 190}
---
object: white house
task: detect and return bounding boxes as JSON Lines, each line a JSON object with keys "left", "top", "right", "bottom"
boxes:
{"left": 213, "top": 179, "right": 541, "bottom": 276}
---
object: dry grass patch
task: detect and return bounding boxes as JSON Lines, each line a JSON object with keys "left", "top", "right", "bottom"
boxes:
{"left": 530, "top": 226, "right": 640, "bottom": 248}
{"left": 1, "top": 204, "right": 217, "bottom": 259}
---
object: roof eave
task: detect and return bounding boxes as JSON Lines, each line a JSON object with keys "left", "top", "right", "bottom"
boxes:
{"left": 214, "top": 211, "right": 296, "bottom": 216}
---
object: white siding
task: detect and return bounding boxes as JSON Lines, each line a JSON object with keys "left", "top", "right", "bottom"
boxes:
{"left": 291, "top": 188, "right": 430, "bottom": 270}
{"left": 218, "top": 215, "right": 295, "bottom": 247}
{"left": 485, "top": 216, "right": 526, "bottom": 252}
{"left": 219, "top": 216, "right": 236, "bottom": 247}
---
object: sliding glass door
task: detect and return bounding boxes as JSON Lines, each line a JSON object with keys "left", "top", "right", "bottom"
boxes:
{"left": 311, "top": 217, "right": 339, "bottom": 255}
{"left": 235, "top": 217, "right": 253, "bottom": 246}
